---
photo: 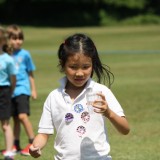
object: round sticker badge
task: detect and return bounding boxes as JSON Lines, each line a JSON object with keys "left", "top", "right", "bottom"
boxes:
{"left": 76, "top": 125, "right": 86, "bottom": 137}
{"left": 65, "top": 113, "right": 74, "bottom": 123}
{"left": 81, "top": 111, "right": 90, "bottom": 123}
{"left": 74, "top": 104, "right": 84, "bottom": 113}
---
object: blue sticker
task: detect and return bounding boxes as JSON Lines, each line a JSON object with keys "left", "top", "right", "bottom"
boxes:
{"left": 74, "top": 104, "right": 84, "bottom": 113}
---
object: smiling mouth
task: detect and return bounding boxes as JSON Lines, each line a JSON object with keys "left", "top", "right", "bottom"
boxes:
{"left": 74, "top": 78, "right": 85, "bottom": 82}
{"left": 75, "top": 79, "right": 83, "bottom": 80}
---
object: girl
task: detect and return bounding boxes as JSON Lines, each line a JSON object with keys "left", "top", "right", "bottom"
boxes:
{"left": 0, "top": 26, "right": 16, "bottom": 160}
{"left": 29, "top": 33, "right": 130, "bottom": 160}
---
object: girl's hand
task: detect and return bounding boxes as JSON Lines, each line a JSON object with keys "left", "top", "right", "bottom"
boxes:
{"left": 92, "top": 93, "right": 130, "bottom": 135}
{"left": 29, "top": 145, "right": 41, "bottom": 158}
{"left": 92, "top": 92, "right": 111, "bottom": 116}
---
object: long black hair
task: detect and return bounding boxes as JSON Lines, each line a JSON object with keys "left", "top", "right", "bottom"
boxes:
{"left": 58, "top": 33, "right": 114, "bottom": 88}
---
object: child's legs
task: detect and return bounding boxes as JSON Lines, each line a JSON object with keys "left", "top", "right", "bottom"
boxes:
{"left": 18, "top": 113, "right": 34, "bottom": 139}
{"left": 13, "top": 116, "right": 21, "bottom": 140}
{"left": 0, "top": 86, "right": 13, "bottom": 151}
{"left": 12, "top": 94, "right": 34, "bottom": 140}
{"left": 1, "top": 120, "right": 14, "bottom": 151}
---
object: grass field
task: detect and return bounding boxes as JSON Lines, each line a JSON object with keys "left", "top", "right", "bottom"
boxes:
{"left": 0, "top": 25, "right": 160, "bottom": 160}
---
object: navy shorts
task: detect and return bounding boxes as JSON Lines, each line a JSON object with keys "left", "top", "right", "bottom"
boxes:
{"left": 0, "top": 86, "right": 12, "bottom": 120}
{"left": 12, "top": 94, "right": 30, "bottom": 117}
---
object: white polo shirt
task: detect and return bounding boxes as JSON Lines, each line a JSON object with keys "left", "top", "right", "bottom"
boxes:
{"left": 38, "top": 77, "right": 125, "bottom": 160}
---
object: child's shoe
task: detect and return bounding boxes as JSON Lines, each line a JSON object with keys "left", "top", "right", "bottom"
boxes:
{"left": 20, "top": 144, "right": 31, "bottom": 156}
{"left": 3, "top": 151, "right": 15, "bottom": 160}
{"left": 2, "top": 145, "right": 20, "bottom": 156}
{"left": 4, "top": 156, "right": 14, "bottom": 160}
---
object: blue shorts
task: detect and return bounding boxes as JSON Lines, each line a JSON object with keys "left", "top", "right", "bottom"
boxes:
{"left": 0, "top": 86, "right": 12, "bottom": 120}
{"left": 12, "top": 94, "right": 30, "bottom": 117}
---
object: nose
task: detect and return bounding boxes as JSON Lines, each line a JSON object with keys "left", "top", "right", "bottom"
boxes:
{"left": 75, "top": 70, "right": 84, "bottom": 77}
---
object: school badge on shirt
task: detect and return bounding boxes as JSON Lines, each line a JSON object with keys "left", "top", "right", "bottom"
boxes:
{"left": 76, "top": 125, "right": 86, "bottom": 137}
{"left": 65, "top": 113, "right": 74, "bottom": 123}
{"left": 74, "top": 104, "right": 84, "bottom": 113}
{"left": 81, "top": 111, "right": 90, "bottom": 123}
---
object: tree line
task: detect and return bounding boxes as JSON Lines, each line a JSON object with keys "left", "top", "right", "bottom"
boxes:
{"left": 0, "top": 0, "right": 160, "bottom": 27}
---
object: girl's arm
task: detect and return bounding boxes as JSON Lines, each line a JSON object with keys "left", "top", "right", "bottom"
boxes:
{"left": 104, "top": 109, "right": 130, "bottom": 135}
{"left": 28, "top": 71, "right": 37, "bottom": 99}
{"left": 10, "top": 75, "right": 16, "bottom": 94}
{"left": 92, "top": 93, "right": 130, "bottom": 135}
{"left": 29, "top": 133, "right": 49, "bottom": 158}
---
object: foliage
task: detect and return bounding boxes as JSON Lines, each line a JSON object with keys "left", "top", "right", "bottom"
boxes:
{"left": 121, "top": 14, "right": 160, "bottom": 25}
{"left": 0, "top": 0, "right": 5, "bottom": 4}
{"left": 0, "top": 0, "right": 160, "bottom": 26}
{"left": 99, "top": 9, "right": 117, "bottom": 26}
{"left": 102, "top": 0, "right": 147, "bottom": 9}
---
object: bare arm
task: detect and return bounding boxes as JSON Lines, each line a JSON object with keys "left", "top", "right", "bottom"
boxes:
{"left": 92, "top": 93, "right": 130, "bottom": 135}
{"left": 29, "top": 133, "right": 49, "bottom": 158}
{"left": 10, "top": 75, "right": 16, "bottom": 94}
{"left": 104, "top": 109, "right": 130, "bottom": 135}
{"left": 28, "top": 71, "right": 37, "bottom": 99}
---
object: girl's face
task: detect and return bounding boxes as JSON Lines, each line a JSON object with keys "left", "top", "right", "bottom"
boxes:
{"left": 64, "top": 53, "right": 92, "bottom": 88}
{"left": 9, "top": 36, "right": 23, "bottom": 51}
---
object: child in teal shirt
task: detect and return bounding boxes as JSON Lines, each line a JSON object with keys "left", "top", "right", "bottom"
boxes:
{"left": 0, "top": 26, "right": 16, "bottom": 160}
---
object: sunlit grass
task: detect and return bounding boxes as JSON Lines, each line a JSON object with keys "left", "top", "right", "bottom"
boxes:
{"left": 23, "top": 25, "right": 160, "bottom": 51}
{"left": 0, "top": 25, "right": 160, "bottom": 160}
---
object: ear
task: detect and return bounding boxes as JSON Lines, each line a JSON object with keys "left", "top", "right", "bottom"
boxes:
{"left": 59, "top": 60, "right": 65, "bottom": 72}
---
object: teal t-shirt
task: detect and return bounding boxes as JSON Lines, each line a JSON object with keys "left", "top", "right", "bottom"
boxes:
{"left": 0, "top": 53, "right": 16, "bottom": 86}
{"left": 12, "top": 49, "right": 36, "bottom": 97}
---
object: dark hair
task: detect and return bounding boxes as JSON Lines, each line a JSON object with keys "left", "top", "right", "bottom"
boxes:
{"left": 6, "top": 24, "right": 24, "bottom": 40}
{"left": 0, "top": 26, "right": 11, "bottom": 53}
{"left": 0, "top": 26, "right": 7, "bottom": 42}
{"left": 3, "top": 43, "right": 13, "bottom": 54}
{"left": 58, "top": 33, "right": 114, "bottom": 87}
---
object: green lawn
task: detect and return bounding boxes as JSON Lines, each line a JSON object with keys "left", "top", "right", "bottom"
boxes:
{"left": 0, "top": 25, "right": 160, "bottom": 160}
{"left": 23, "top": 25, "right": 160, "bottom": 52}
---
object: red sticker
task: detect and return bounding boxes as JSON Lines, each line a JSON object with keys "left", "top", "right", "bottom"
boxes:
{"left": 76, "top": 125, "right": 86, "bottom": 137}
{"left": 81, "top": 111, "right": 90, "bottom": 123}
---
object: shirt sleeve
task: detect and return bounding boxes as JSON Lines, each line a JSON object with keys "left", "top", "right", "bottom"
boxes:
{"left": 25, "top": 52, "right": 36, "bottom": 72}
{"left": 38, "top": 93, "right": 54, "bottom": 134}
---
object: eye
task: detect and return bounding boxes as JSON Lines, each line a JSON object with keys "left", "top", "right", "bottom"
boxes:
{"left": 69, "top": 65, "right": 77, "bottom": 69}
{"left": 12, "top": 37, "right": 18, "bottom": 40}
{"left": 82, "top": 65, "right": 91, "bottom": 69}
